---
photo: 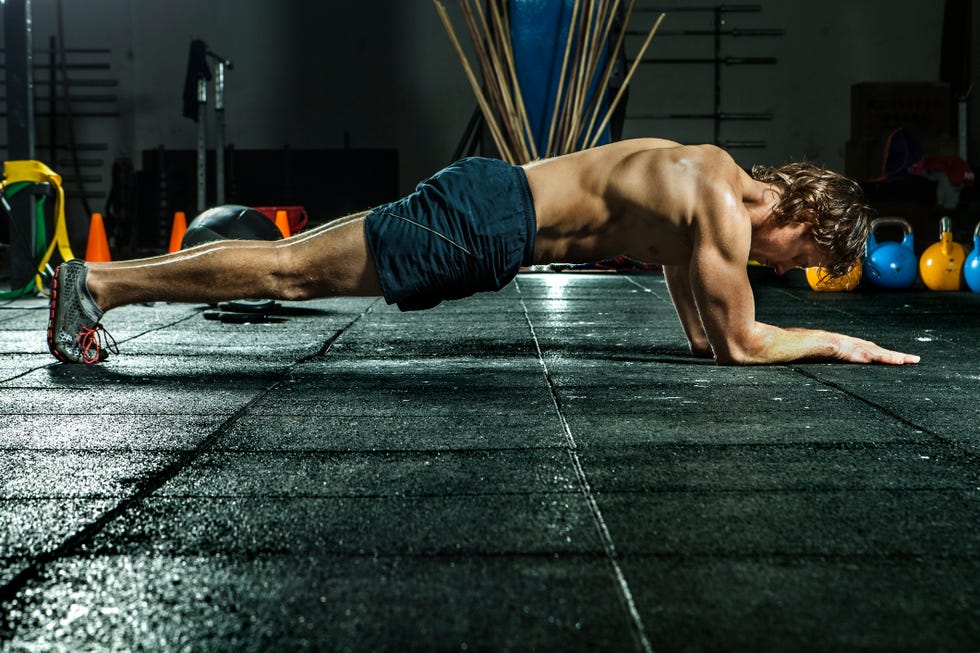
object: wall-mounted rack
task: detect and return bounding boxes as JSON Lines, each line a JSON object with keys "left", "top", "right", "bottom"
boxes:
{"left": 628, "top": 4, "right": 782, "bottom": 148}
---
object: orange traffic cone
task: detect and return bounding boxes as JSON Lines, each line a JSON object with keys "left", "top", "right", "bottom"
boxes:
{"left": 85, "top": 213, "right": 111, "bottom": 262}
{"left": 168, "top": 211, "right": 188, "bottom": 253}
{"left": 274, "top": 209, "right": 291, "bottom": 238}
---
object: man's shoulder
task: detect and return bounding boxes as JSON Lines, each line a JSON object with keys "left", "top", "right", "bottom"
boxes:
{"left": 616, "top": 141, "right": 737, "bottom": 175}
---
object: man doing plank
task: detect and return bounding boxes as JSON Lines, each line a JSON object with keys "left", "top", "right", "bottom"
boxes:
{"left": 48, "top": 138, "right": 918, "bottom": 366}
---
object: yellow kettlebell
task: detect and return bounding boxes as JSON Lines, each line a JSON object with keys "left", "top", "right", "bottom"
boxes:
{"left": 919, "top": 216, "right": 965, "bottom": 291}
{"left": 806, "top": 260, "right": 862, "bottom": 292}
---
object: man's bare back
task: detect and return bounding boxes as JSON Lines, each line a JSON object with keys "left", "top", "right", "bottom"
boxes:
{"left": 523, "top": 138, "right": 760, "bottom": 266}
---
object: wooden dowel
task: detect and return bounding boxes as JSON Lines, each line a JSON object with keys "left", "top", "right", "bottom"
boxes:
{"left": 573, "top": 0, "right": 621, "bottom": 146}
{"left": 470, "top": 0, "right": 525, "bottom": 161}
{"left": 581, "top": 0, "right": 632, "bottom": 145}
{"left": 434, "top": 0, "right": 515, "bottom": 162}
{"left": 589, "top": 11, "right": 664, "bottom": 148}
{"left": 545, "top": 0, "right": 581, "bottom": 157}
{"left": 491, "top": 0, "right": 537, "bottom": 160}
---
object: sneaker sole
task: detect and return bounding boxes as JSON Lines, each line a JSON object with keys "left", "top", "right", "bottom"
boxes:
{"left": 46, "top": 265, "right": 76, "bottom": 364}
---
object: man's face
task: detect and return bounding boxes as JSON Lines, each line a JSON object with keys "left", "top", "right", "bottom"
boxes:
{"left": 753, "top": 221, "right": 826, "bottom": 275}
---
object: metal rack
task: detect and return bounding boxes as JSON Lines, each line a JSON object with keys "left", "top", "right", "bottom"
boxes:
{"left": 0, "top": 39, "right": 118, "bottom": 203}
{"left": 628, "top": 4, "right": 782, "bottom": 148}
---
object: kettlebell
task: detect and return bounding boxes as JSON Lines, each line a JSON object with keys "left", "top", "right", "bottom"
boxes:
{"left": 864, "top": 217, "right": 917, "bottom": 289}
{"left": 965, "top": 221, "right": 980, "bottom": 293}
{"left": 918, "top": 216, "right": 966, "bottom": 291}
{"left": 806, "top": 260, "right": 862, "bottom": 292}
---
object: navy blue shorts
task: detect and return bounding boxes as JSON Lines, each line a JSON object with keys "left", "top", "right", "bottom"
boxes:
{"left": 363, "top": 157, "right": 537, "bottom": 311}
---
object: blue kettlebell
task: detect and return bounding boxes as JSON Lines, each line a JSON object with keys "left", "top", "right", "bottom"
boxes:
{"left": 965, "top": 221, "right": 980, "bottom": 293}
{"left": 864, "top": 217, "right": 917, "bottom": 289}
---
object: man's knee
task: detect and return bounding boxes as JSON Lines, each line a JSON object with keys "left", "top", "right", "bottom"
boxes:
{"left": 271, "top": 246, "right": 317, "bottom": 301}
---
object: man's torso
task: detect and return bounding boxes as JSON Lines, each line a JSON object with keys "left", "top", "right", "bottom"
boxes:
{"left": 522, "top": 138, "right": 760, "bottom": 265}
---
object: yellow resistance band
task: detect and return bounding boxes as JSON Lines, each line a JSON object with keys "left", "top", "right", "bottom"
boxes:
{"left": 2, "top": 160, "right": 76, "bottom": 292}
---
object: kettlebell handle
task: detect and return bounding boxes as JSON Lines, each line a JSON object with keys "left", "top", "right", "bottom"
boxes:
{"left": 974, "top": 220, "right": 980, "bottom": 240}
{"left": 871, "top": 217, "right": 913, "bottom": 234}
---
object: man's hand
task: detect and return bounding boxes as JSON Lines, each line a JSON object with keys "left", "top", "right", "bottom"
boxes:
{"left": 776, "top": 328, "right": 919, "bottom": 365}
{"left": 805, "top": 329, "right": 920, "bottom": 365}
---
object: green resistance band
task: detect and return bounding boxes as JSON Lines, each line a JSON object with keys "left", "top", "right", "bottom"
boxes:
{"left": 1, "top": 181, "right": 50, "bottom": 299}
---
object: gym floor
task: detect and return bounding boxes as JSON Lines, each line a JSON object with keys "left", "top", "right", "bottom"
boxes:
{"left": 0, "top": 270, "right": 978, "bottom": 651}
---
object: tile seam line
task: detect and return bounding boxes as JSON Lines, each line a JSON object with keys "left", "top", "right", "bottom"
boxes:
{"left": 515, "top": 279, "right": 654, "bottom": 653}
{"left": 0, "top": 310, "right": 207, "bottom": 384}
{"left": 0, "top": 303, "right": 376, "bottom": 623}
{"left": 788, "top": 365, "right": 980, "bottom": 461}
{"left": 622, "top": 273, "right": 672, "bottom": 304}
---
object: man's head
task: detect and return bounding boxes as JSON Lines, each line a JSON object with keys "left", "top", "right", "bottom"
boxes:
{"left": 751, "top": 162, "right": 874, "bottom": 277}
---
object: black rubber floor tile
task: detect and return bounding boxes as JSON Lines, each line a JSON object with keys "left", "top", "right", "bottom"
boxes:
{"left": 0, "top": 306, "right": 44, "bottom": 324}
{"left": 328, "top": 337, "right": 540, "bottom": 360}
{"left": 287, "top": 356, "right": 545, "bottom": 388}
{"left": 530, "top": 327, "right": 683, "bottom": 354}
{"left": 793, "top": 360, "right": 974, "bottom": 385}
{"left": 347, "top": 315, "right": 531, "bottom": 333}
{"left": 248, "top": 384, "right": 556, "bottom": 417}
{"left": 0, "top": 499, "right": 117, "bottom": 559}
{"left": 216, "top": 414, "right": 567, "bottom": 451}
{"left": 580, "top": 442, "right": 979, "bottom": 493}
{"left": 0, "top": 386, "right": 257, "bottom": 416}
{"left": 0, "top": 559, "right": 29, "bottom": 587}
{"left": 548, "top": 361, "right": 803, "bottom": 386}
{"left": 563, "top": 410, "right": 919, "bottom": 446}
{"left": 390, "top": 296, "right": 529, "bottom": 316}
{"left": 0, "top": 414, "right": 226, "bottom": 450}
{"left": 88, "top": 494, "right": 602, "bottom": 557}
{"left": 624, "top": 556, "right": 980, "bottom": 653}
{"left": 521, "top": 303, "right": 670, "bottom": 321}
{"left": 4, "top": 358, "right": 294, "bottom": 391}
{"left": 0, "top": 355, "right": 53, "bottom": 382}
{"left": 0, "top": 331, "right": 47, "bottom": 356}
{"left": 558, "top": 380, "right": 891, "bottom": 420}
{"left": 1, "top": 451, "right": 173, "bottom": 498}
{"left": 93, "top": 327, "right": 347, "bottom": 360}
{"left": 156, "top": 449, "right": 578, "bottom": 497}
{"left": 1, "top": 554, "right": 635, "bottom": 652}
{"left": 596, "top": 490, "right": 980, "bottom": 557}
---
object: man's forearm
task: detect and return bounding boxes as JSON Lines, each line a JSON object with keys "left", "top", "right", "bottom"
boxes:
{"left": 663, "top": 265, "right": 712, "bottom": 356}
{"left": 714, "top": 323, "right": 919, "bottom": 366}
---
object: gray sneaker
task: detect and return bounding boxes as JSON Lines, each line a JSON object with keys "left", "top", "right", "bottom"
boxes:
{"left": 47, "top": 260, "right": 116, "bottom": 364}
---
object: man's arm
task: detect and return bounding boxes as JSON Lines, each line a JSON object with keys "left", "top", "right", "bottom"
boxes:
{"left": 686, "top": 196, "right": 918, "bottom": 366}
{"left": 662, "top": 264, "right": 712, "bottom": 358}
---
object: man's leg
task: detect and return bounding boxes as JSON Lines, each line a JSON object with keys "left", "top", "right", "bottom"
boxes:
{"left": 48, "top": 212, "right": 383, "bottom": 363}
{"left": 86, "top": 212, "right": 381, "bottom": 311}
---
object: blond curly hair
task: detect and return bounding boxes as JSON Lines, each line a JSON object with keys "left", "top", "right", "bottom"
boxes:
{"left": 751, "top": 162, "right": 874, "bottom": 277}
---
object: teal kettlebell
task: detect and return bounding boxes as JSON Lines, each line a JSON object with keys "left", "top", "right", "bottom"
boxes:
{"left": 965, "top": 221, "right": 980, "bottom": 293}
{"left": 864, "top": 217, "right": 917, "bottom": 289}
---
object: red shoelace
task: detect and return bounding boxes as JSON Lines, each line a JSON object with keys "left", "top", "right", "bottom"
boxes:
{"left": 75, "top": 324, "right": 119, "bottom": 365}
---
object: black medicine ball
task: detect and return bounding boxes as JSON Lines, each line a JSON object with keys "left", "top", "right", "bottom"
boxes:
{"left": 181, "top": 205, "right": 283, "bottom": 249}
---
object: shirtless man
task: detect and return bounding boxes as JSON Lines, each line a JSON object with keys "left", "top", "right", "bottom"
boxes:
{"left": 47, "top": 138, "right": 919, "bottom": 366}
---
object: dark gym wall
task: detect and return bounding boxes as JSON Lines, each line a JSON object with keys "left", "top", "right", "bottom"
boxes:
{"left": 12, "top": 1, "right": 973, "bottom": 224}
